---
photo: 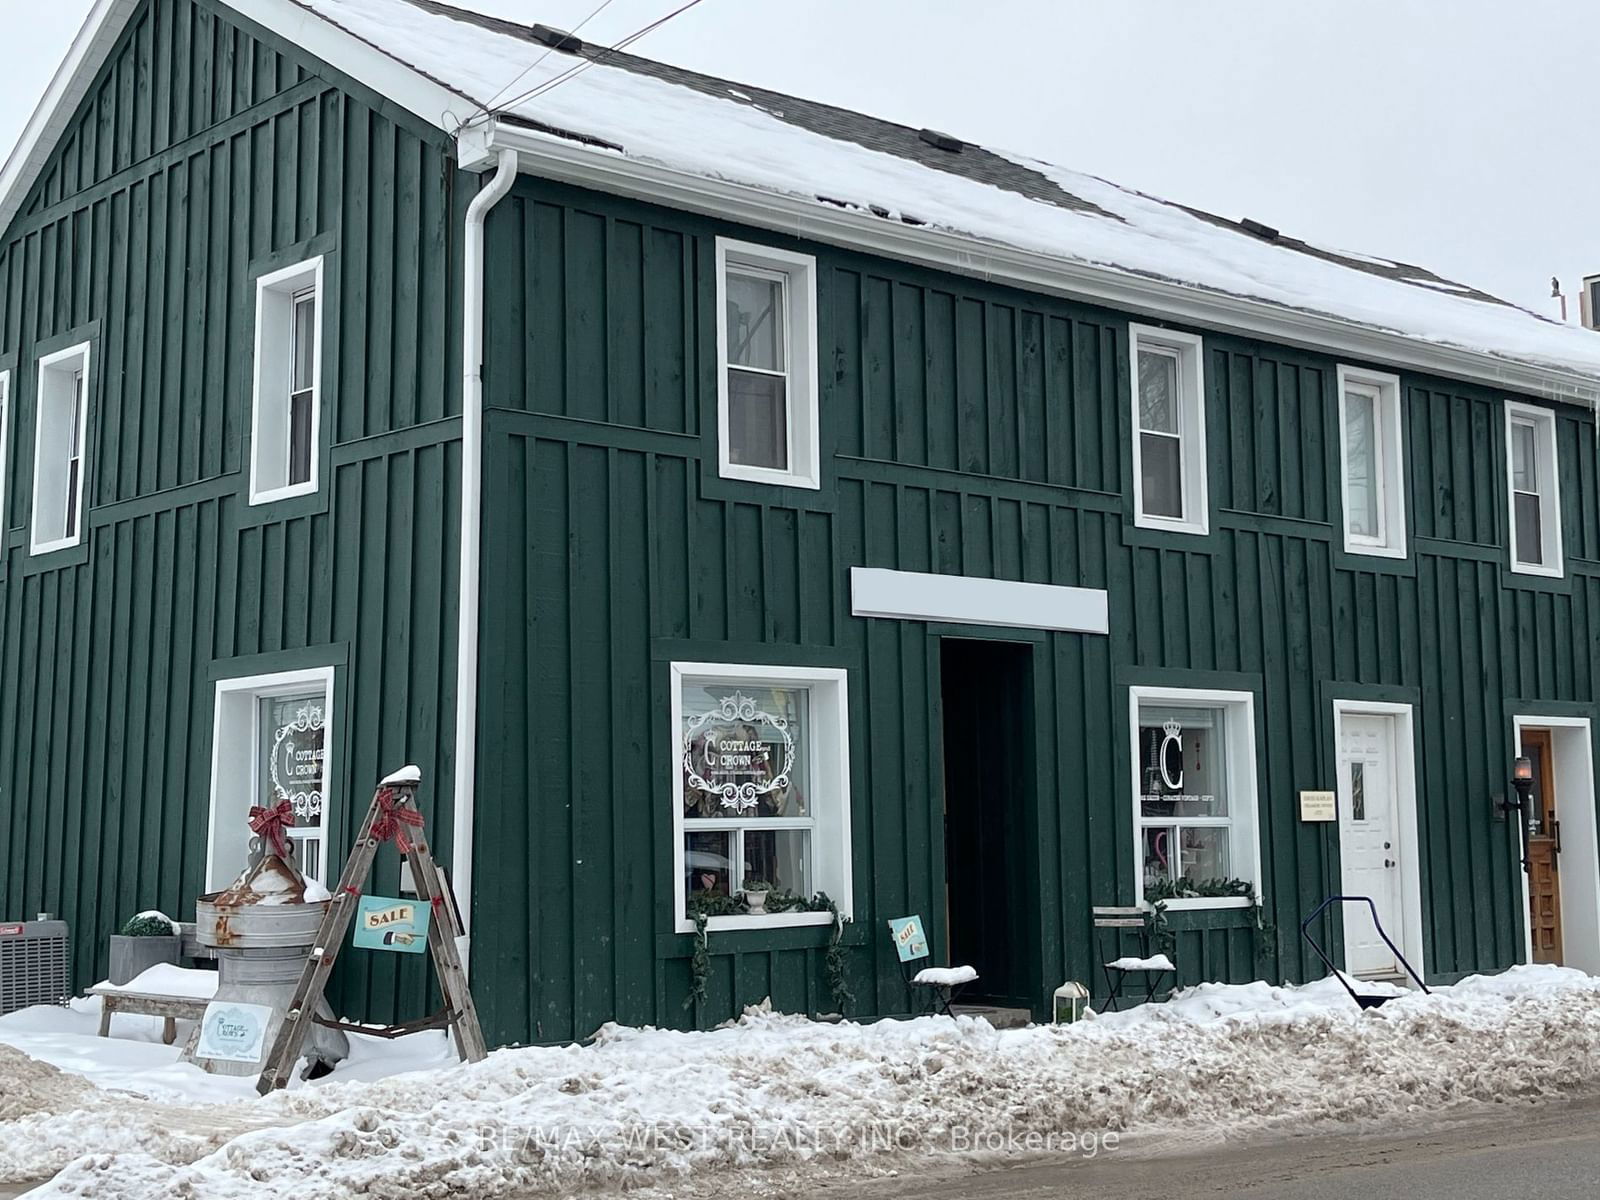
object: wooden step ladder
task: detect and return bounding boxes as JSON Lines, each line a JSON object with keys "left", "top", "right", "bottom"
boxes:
{"left": 256, "top": 767, "right": 487, "bottom": 1093}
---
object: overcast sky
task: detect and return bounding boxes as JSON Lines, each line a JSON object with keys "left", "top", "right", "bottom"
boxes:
{"left": 4, "top": 0, "right": 1598, "bottom": 316}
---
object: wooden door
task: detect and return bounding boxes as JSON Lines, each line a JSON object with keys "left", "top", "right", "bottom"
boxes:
{"left": 1522, "top": 730, "right": 1563, "bottom": 965}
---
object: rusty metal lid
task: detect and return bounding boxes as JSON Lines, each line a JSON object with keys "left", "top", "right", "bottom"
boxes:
{"left": 211, "top": 853, "right": 312, "bottom": 908}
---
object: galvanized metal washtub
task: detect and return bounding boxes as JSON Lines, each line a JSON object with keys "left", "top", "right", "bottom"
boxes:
{"left": 181, "top": 853, "right": 349, "bottom": 1076}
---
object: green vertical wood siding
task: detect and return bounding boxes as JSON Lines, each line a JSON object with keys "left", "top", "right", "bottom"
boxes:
{"left": 476, "top": 176, "right": 1598, "bottom": 1045}
{"left": 3, "top": 0, "right": 1596, "bottom": 1051}
{"left": 0, "top": 0, "right": 463, "bottom": 1022}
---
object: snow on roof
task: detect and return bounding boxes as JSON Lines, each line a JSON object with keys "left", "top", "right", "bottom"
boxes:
{"left": 5, "top": 0, "right": 1597, "bottom": 394}
{"left": 288, "top": 0, "right": 1600, "bottom": 391}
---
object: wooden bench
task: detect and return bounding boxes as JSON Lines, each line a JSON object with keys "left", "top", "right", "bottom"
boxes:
{"left": 87, "top": 985, "right": 211, "bottom": 1045}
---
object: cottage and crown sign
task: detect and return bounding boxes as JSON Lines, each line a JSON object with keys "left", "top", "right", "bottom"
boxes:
{"left": 266, "top": 696, "right": 326, "bottom": 821}
{"left": 682, "top": 691, "right": 795, "bottom": 813}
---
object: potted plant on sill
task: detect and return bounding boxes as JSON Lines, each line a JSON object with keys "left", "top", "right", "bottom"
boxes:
{"left": 107, "top": 911, "right": 182, "bottom": 985}
{"left": 740, "top": 879, "right": 774, "bottom": 914}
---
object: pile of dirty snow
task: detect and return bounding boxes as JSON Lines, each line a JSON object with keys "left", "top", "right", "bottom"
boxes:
{"left": 9, "top": 966, "right": 1600, "bottom": 1198}
{"left": 0, "top": 1043, "right": 93, "bottom": 1121}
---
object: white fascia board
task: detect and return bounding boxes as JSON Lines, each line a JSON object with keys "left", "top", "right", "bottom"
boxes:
{"left": 466, "top": 121, "right": 1600, "bottom": 408}
{"left": 0, "top": 0, "right": 140, "bottom": 238}
{"left": 851, "top": 567, "right": 1109, "bottom": 635}
{"left": 221, "top": 0, "right": 468, "bottom": 125}
{"left": 0, "top": 0, "right": 471, "bottom": 241}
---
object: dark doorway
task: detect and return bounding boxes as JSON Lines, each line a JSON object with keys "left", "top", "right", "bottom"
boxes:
{"left": 940, "top": 638, "right": 1038, "bottom": 1008}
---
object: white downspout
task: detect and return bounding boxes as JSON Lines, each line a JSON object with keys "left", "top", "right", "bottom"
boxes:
{"left": 454, "top": 146, "right": 518, "bottom": 976}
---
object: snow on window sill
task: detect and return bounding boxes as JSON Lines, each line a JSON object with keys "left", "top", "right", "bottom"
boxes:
{"left": 1132, "top": 511, "right": 1208, "bottom": 537}
{"left": 1343, "top": 537, "right": 1407, "bottom": 560}
{"left": 1508, "top": 557, "right": 1563, "bottom": 579}
{"left": 1145, "top": 896, "right": 1254, "bottom": 913}
{"left": 29, "top": 532, "right": 82, "bottom": 556}
{"left": 718, "top": 462, "right": 821, "bottom": 491}
{"left": 676, "top": 910, "right": 836, "bottom": 935}
{"left": 250, "top": 479, "right": 319, "bottom": 507}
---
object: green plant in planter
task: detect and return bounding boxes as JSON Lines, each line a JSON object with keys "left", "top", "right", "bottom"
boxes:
{"left": 109, "top": 911, "right": 182, "bottom": 986}
{"left": 120, "top": 913, "right": 178, "bottom": 937}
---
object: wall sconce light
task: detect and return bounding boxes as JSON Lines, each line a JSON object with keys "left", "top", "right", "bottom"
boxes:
{"left": 1500, "top": 756, "right": 1536, "bottom": 875}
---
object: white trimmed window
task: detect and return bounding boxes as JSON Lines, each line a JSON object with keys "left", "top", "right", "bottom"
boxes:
{"left": 206, "top": 667, "right": 335, "bottom": 889}
{"left": 1129, "top": 325, "right": 1207, "bottom": 533}
{"left": 715, "top": 238, "right": 820, "bottom": 489}
{"left": 1504, "top": 400, "right": 1562, "bottom": 576}
{"left": 31, "top": 342, "right": 90, "bottom": 554}
{"left": 1336, "top": 366, "right": 1406, "bottom": 558}
{"left": 672, "top": 662, "right": 851, "bottom": 932}
{"left": 1129, "top": 686, "right": 1261, "bottom": 910}
{"left": 249, "top": 257, "right": 323, "bottom": 504}
{"left": 0, "top": 370, "right": 10, "bottom": 535}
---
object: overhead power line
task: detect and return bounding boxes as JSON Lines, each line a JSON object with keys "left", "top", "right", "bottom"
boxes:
{"left": 478, "top": 0, "right": 621, "bottom": 115}
{"left": 489, "top": 0, "right": 709, "bottom": 117}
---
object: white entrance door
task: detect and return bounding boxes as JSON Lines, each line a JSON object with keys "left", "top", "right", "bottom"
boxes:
{"left": 1338, "top": 714, "right": 1401, "bottom": 976}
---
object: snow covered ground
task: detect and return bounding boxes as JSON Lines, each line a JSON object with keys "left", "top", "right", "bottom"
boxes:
{"left": 4, "top": 965, "right": 1600, "bottom": 1198}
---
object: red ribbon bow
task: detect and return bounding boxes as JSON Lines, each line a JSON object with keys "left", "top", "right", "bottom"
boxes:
{"left": 372, "top": 787, "right": 424, "bottom": 854}
{"left": 248, "top": 799, "right": 296, "bottom": 860}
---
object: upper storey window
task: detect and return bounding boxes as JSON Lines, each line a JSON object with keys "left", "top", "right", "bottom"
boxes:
{"left": 250, "top": 257, "right": 323, "bottom": 504}
{"left": 31, "top": 342, "right": 91, "bottom": 555}
{"left": 1129, "top": 325, "right": 1207, "bottom": 534}
{"left": 715, "top": 238, "right": 820, "bottom": 490}
{"left": 1336, "top": 366, "right": 1406, "bottom": 559}
{"left": 1505, "top": 400, "right": 1561, "bottom": 576}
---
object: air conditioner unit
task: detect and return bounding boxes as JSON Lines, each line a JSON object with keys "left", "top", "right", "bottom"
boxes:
{"left": 0, "top": 919, "right": 71, "bottom": 1016}
{"left": 1582, "top": 274, "right": 1600, "bottom": 331}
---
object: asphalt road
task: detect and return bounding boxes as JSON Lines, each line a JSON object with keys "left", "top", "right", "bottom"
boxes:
{"left": 8, "top": 1094, "right": 1599, "bottom": 1199}
{"left": 821, "top": 1093, "right": 1600, "bottom": 1200}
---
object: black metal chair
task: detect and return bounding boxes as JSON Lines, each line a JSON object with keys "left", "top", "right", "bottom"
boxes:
{"left": 1093, "top": 905, "right": 1175, "bottom": 1011}
{"left": 887, "top": 915, "right": 977, "bottom": 1016}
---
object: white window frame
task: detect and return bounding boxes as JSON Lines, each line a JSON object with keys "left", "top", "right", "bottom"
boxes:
{"left": 1335, "top": 365, "right": 1406, "bottom": 559}
{"left": 0, "top": 369, "right": 10, "bottom": 537}
{"left": 714, "top": 238, "right": 820, "bottom": 491}
{"left": 671, "top": 661, "right": 852, "bottom": 933}
{"left": 249, "top": 256, "right": 324, "bottom": 505}
{"left": 1128, "top": 324, "right": 1208, "bottom": 534}
{"left": 205, "top": 665, "right": 336, "bottom": 890}
{"left": 1128, "top": 685, "right": 1261, "bottom": 912}
{"left": 30, "top": 342, "right": 91, "bottom": 555}
{"left": 1504, "top": 399, "right": 1562, "bottom": 577}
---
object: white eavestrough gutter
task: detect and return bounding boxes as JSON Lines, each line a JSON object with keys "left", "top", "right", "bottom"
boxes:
{"left": 461, "top": 121, "right": 1600, "bottom": 409}
{"left": 453, "top": 145, "right": 518, "bottom": 976}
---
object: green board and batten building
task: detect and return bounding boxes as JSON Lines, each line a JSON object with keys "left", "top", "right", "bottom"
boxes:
{"left": 4, "top": 0, "right": 1600, "bottom": 1046}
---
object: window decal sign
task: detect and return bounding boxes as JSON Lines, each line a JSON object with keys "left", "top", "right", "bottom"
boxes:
{"left": 682, "top": 691, "right": 796, "bottom": 813}
{"left": 268, "top": 698, "right": 326, "bottom": 820}
{"left": 1157, "top": 718, "right": 1184, "bottom": 790}
{"left": 352, "top": 895, "right": 431, "bottom": 954}
{"left": 1140, "top": 718, "right": 1216, "bottom": 808}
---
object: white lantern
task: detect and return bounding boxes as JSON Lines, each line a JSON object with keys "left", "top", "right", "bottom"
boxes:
{"left": 1053, "top": 980, "right": 1090, "bottom": 1023}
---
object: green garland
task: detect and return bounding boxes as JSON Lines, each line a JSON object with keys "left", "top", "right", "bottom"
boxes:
{"left": 1142, "top": 877, "right": 1277, "bottom": 961}
{"left": 1143, "top": 876, "right": 1255, "bottom": 902}
{"left": 810, "top": 891, "right": 855, "bottom": 1014}
{"left": 682, "top": 889, "right": 854, "bottom": 1015}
